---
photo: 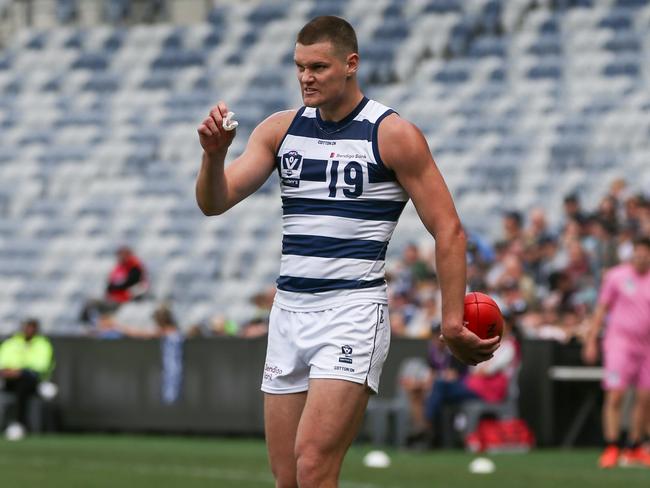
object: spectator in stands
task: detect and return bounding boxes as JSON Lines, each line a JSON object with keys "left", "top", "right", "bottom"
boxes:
{"left": 391, "top": 243, "right": 431, "bottom": 294}
{"left": 618, "top": 222, "right": 637, "bottom": 263}
{"left": 108, "top": 302, "right": 182, "bottom": 340}
{"left": 0, "top": 318, "right": 54, "bottom": 440}
{"left": 583, "top": 237, "right": 650, "bottom": 468}
{"left": 105, "top": 246, "right": 148, "bottom": 304}
{"left": 490, "top": 253, "right": 536, "bottom": 307}
{"left": 562, "top": 193, "right": 587, "bottom": 229}
{"left": 528, "top": 235, "right": 561, "bottom": 286}
{"left": 249, "top": 286, "right": 276, "bottom": 325}
{"left": 406, "top": 291, "right": 439, "bottom": 339}
{"left": 388, "top": 290, "right": 418, "bottom": 337}
{"left": 583, "top": 217, "right": 619, "bottom": 280}
{"left": 425, "top": 321, "right": 519, "bottom": 444}
{"left": 595, "top": 195, "right": 620, "bottom": 236}
{"left": 501, "top": 210, "right": 524, "bottom": 249}
{"left": 564, "top": 239, "right": 592, "bottom": 289}
{"left": 239, "top": 288, "right": 273, "bottom": 338}
{"left": 496, "top": 280, "right": 528, "bottom": 319}
{"left": 608, "top": 178, "right": 628, "bottom": 206}
{"left": 80, "top": 245, "right": 148, "bottom": 325}
{"left": 240, "top": 318, "right": 269, "bottom": 339}
{"left": 485, "top": 240, "right": 512, "bottom": 289}
{"left": 207, "top": 315, "right": 239, "bottom": 337}
{"left": 400, "top": 324, "right": 467, "bottom": 447}
{"left": 623, "top": 194, "right": 645, "bottom": 234}
{"left": 638, "top": 200, "right": 650, "bottom": 237}
{"left": 531, "top": 308, "right": 586, "bottom": 344}
{"left": 523, "top": 207, "right": 552, "bottom": 248}
{"left": 543, "top": 270, "right": 576, "bottom": 314}
{"left": 93, "top": 313, "right": 126, "bottom": 340}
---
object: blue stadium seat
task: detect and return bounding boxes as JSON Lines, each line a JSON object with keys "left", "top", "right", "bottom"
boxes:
{"left": 527, "top": 63, "right": 562, "bottom": 79}
{"left": 615, "top": 0, "right": 648, "bottom": 6}
{"left": 248, "top": 3, "right": 288, "bottom": 25}
{"left": 603, "top": 61, "right": 640, "bottom": 77}
{"left": 151, "top": 49, "right": 205, "bottom": 70}
{"left": 423, "top": 0, "right": 462, "bottom": 14}
{"left": 603, "top": 35, "right": 641, "bottom": 53}
{"left": 527, "top": 36, "right": 562, "bottom": 57}
{"left": 104, "top": 29, "right": 126, "bottom": 51}
{"left": 598, "top": 11, "right": 633, "bottom": 30}
{"left": 468, "top": 36, "right": 507, "bottom": 58}
{"left": 308, "top": 0, "right": 347, "bottom": 18}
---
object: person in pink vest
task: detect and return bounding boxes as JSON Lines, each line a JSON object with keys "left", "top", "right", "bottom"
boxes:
{"left": 584, "top": 237, "right": 650, "bottom": 468}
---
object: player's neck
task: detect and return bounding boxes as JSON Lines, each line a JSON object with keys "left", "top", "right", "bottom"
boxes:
{"left": 318, "top": 89, "right": 365, "bottom": 123}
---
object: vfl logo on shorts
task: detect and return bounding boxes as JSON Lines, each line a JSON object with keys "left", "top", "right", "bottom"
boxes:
{"left": 281, "top": 150, "right": 303, "bottom": 187}
{"left": 339, "top": 345, "right": 353, "bottom": 364}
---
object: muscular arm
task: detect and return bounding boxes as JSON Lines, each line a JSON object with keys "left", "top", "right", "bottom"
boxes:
{"left": 195, "top": 104, "right": 295, "bottom": 215}
{"left": 378, "top": 115, "right": 498, "bottom": 364}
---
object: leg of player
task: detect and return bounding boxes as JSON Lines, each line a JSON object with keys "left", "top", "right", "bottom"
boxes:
{"left": 603, "top": 389, "right": 625, "bottom": 442}
{"left": 294, "top": 379, "right": 370, "bottom": 488}
{"left": 599, "top": 389, "right": 625, "bottom": 468}
{"left": 265, "top": 392, "right": 307, "bottom": 488}
{"left": 620, "top": 388, "right": 650, "bottom": 466}
{"left": 629, "top": 389, "right": 650, "bottom": 443}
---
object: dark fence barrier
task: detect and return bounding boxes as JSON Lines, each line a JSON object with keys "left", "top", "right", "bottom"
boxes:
{"left": 47, "top": 337, "right": 601, "bottom": 445}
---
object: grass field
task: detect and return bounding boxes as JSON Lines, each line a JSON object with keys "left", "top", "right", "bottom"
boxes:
{"left": 0, "top": 435, "right": 648, "bottom": 487}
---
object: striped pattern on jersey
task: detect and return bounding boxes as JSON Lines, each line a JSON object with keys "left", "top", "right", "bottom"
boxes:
{"left": 275, "top": 97, "right": 408, "bottom": 298}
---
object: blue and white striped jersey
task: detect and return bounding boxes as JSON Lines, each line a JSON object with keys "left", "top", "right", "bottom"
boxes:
{"left": 274, "top": 97, "right": 409, "bottom": 310}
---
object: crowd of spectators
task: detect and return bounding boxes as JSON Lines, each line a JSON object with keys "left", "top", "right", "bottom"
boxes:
{"left": 389, "top": 179, "right": 650, "bottom": 448}
{"left": 387, "top": 179, "right": 650, "bottom": 346}
{"left": 81, "top": 179, "right": 649, "bottom": 345}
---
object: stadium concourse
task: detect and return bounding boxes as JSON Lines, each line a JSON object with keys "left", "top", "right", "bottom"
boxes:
{"left": 0, "top": 0, "right": 649, "bottom": 335}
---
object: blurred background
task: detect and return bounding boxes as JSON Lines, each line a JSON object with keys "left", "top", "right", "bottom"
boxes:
{"left": 0, "top": 0, "right": 649, "bottom": 483}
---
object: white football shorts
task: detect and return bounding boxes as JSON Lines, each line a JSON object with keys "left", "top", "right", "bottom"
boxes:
{"left": 261, "top": 301, "right": 391, "bottom": 394}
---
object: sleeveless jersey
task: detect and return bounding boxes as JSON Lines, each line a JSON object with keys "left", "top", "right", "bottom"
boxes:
{"left": 274, "top": 97, "right": 409, "bottom": 311}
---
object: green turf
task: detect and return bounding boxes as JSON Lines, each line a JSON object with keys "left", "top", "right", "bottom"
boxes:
{"left": 0, "top": 435, "right": 647, "bottom": 487}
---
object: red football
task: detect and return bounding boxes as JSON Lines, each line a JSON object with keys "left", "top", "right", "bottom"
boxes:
{"left": 463, "top": 292, "right": 504, "bottom": 340}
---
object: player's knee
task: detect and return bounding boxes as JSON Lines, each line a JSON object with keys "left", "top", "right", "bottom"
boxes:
{"left": 605, "top": 391, "right": 625, "bottom": 409}
{"left": 270, "top": 462, "right": 298, "bottom": 488}
{"left": 274, "top": 475, "right": 299, "bottom": 488}
{"left": 295, "top": 445, "right": 334, "bottom": 487}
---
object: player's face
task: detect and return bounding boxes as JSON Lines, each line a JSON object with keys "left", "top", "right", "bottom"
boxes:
{"left": 294, "top": 41, "right": 353, "bottom": 108}
{"left": 631, "top": 244, "right": 650, "bottom": 273}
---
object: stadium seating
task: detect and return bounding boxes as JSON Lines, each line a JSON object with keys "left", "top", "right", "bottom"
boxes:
{"left": 0, "top": 0, "right": 649, "bottom": 333}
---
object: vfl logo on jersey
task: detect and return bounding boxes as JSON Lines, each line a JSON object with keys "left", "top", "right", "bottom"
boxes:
{"left": 338, "top": 345, "right": 353, "bottom": 364}
{"left": 281, "top": 150, "right": 303, "bottom": 187}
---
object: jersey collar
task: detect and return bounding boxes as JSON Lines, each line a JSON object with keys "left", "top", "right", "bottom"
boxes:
{"left": 315, "top": 96, "right": 369, "bottom": 134}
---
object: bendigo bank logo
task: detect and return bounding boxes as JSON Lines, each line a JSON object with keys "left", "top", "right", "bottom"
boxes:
{"left": 281, "top": 150, "right": 303, "bottom": 187}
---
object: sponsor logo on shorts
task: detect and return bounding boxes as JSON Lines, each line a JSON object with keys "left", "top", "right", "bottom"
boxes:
{"left": 263, "top": 363, "right": 283, "bottom": 382}
{"left": 339, "top": 345, "right": 353, "bottom": 364}
{"left": 334, "top": 365, "right": 355, "bottom": 373}
{"left": 317, "top": 140, "right": 336, "bottom": 145}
